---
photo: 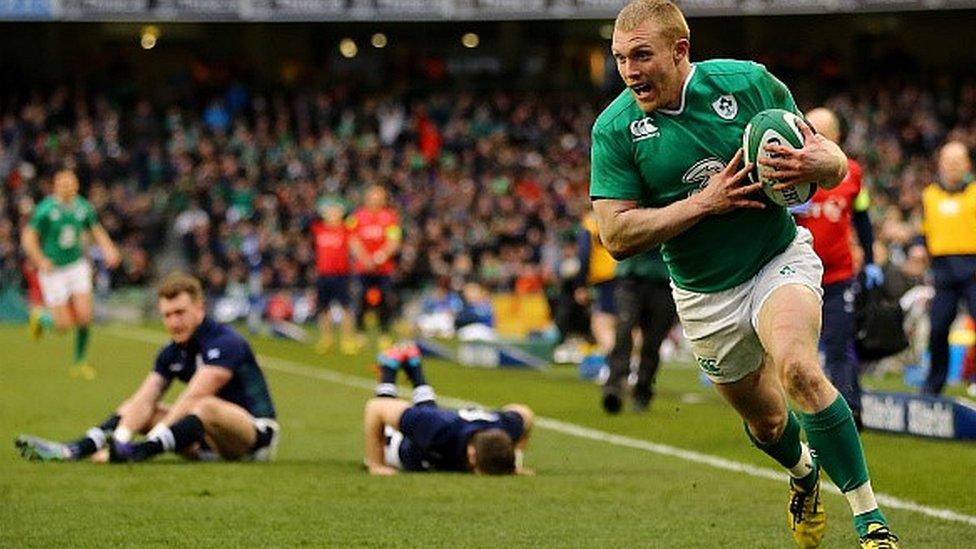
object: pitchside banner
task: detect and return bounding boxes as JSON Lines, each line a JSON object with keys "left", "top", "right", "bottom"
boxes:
{"left": 861, "top": 390, "right": 976, "bottom": 441}
{"left": 0, "top": 0, "right": 53, "bottom": 17}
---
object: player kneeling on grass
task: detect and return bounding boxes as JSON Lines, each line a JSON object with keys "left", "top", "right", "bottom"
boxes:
{"left": 364, "top": 343, "right": 534, "bottom": 475}
{"left": 15, "top": 272, "right": 279, "bottom": 463}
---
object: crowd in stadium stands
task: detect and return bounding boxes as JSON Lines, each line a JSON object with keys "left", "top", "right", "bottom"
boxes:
{"left": 1, "top": 70, "right": 975, "bottom": 319}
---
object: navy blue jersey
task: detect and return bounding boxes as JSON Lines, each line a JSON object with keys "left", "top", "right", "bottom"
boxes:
{"left": 397, "top": 406, "right": 524, "bottom": 472}
{"left": 153, "top": 317, "right": 276, "bottom": 418}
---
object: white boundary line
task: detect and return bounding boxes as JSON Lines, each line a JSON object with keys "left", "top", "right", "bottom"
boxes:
{"left": 107, "top": 326, "right": 976, "bottom": 528}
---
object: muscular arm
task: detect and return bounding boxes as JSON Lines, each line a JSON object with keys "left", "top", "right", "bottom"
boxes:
{"left": 363, "top": 397, "right": 410, "bottom": 475}
{"left": 159, "top": 366, "right": 232, "bottom": 425}
{"left": 117, "top": 372, "right": 170, "bottom": 433}
{"left": 592, "top": 149, "right": 761, "bottom": 260}
{"left": 20, "top": 227, "right": 52, "bottom": 272}
{"left": 592, "top": 197, "right": 709, "bottom": 260}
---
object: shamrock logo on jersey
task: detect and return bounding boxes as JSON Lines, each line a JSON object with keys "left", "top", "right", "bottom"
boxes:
{"left": 712, "top": 94, "right": 738, "bottom": 120}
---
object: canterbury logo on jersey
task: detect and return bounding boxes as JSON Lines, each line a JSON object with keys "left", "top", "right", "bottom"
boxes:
{"left": 630, "top": 117, "right": 659, "bottom": 142}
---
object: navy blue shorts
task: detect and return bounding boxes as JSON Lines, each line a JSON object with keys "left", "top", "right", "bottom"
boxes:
{"left": 593, "top": 280, "right": 617, "bottom": 315}
{"left": 316, "top": 275, "right": 351, "bottom": 309}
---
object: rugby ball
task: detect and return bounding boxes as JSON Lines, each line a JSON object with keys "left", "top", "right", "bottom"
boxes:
{"left": 742, "top": 109, "right": 817, "bottom": 207}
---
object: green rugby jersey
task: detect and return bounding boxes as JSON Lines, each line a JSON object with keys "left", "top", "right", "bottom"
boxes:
{"left": 590, "top": 59, "right": 800, "bottom": 293}
{"left": 28, "top": 196, "right": 98, "bottom": 266}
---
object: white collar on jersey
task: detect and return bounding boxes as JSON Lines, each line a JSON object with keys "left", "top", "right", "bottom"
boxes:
{"left": 657, "top": 64, "right": 697, "bottom": 116}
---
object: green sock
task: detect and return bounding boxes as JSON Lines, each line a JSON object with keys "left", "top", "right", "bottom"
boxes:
{"left": 799, "top": 395, "right": 886, "bottom": 536}
{"left": 745, "top": 411, "right": 817, "bottom": 492}
{"left": 39, "top": 310, "right": 54, "bottom": 331}
{"left": 75, "top": 326, "right": 90, "bottom": 363}
{"left": 853, "top": 509, "right": 887, "bottom": 538}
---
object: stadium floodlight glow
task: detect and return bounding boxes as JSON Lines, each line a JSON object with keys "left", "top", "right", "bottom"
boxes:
{"left": 461, "top": 32, "right": 479, "bottom": 49}
{"left": 339, "top": 38, "right": 358, "bottom": 58}
{"left": 599, "top": 23, "right": 614, "bottom": 40}
{"left": 140, "top": 25, "right": 160, "bottom": 50}
{"left": 371, "top": 33, "right": 388, "bottom": 49}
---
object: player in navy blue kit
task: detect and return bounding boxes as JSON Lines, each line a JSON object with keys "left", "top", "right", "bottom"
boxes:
{"left": 364, "top": 342, "right": 534, "bottom": 475}
{"left": 16, "top": 272, "right": 279, "bottom": 463}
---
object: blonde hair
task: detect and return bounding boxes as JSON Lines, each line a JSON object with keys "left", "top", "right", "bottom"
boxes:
{"left": 157, "top": 271, "right": 204, "bottom": 302}
{"left": 615, "top": 0, "right": 690, "bottom": 43}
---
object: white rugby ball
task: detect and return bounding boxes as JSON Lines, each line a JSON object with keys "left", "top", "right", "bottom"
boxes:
{"left": 742, "top": 109, "right": 817, "bottom": 207}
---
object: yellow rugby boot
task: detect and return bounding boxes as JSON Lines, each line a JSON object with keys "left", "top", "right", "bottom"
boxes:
{"left": 859, "top": 524, "right": 899, "bottom": 549}
{"left": 28, "top": 309, "right": 44, "bottom": 340}
{"left": 69, "top": 361, "right": 97, "bottom": 381}
{"left": 340, "top": 337, "right": 363, "bottom": 355}
{"left": 788, "top": 475, "right": 826, "bottom": 548}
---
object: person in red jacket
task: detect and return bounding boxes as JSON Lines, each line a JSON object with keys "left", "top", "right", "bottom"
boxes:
{"left": 309, "top": 198, "right": 359, "bottom": 354}
{"left": 793, "top": 107, "right": 882, "bottom": 427}
{"left": 349, "top": 185, "right": 402, "bottom": 348}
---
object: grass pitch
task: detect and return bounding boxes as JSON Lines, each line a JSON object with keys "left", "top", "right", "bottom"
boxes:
{"left": 1, "top": 323, "right": 974, "bottom": 547}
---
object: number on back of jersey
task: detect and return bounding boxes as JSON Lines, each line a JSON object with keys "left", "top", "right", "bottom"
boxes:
{"left": 457, "top": 408, "right": 500, "bottom": 423}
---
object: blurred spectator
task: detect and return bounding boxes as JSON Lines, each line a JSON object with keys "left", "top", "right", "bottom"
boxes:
{"left": 416, "top": 276, "right": 463, "bottom": 338}
{"left": 792, "top": 107, "right": 879, "bottom": 424}
{"left": 600, "top": 247, "right": 675, "bottom": 415}
{"left": 0, "top": 60, "right": 974, "bottom": 360}
{"left": 552, "top": 234, "right": 592, "bottom": 346}
{"left": 578, "top": 211, "right": 617, "bottom": 355}
{"left": 919, "top": 141, "right": 976, "bottom": 395}
{"left": 456, "top": 281, "right": 495, "bottom": 330}
{"left": 308, "top": 198, "right": 357, "bottom": 354}
{"left": 349, "top": 184, "right": 402, "bottom": 347}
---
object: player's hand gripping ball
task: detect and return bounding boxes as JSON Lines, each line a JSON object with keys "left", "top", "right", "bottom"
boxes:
{"left": 742, "top": 108, "right": 818, "bottom": 207}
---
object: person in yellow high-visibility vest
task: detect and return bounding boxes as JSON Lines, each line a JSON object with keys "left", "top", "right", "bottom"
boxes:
{"left": 920, "top": 141, "right": 976, "bottom": 394}
{"left": 578, "top": 212, "right": 618, "bottom": 353}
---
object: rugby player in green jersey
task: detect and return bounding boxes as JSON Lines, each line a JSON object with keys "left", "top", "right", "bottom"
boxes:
{"left": 589, "top": 2, "right": 897, "bottom": 548}
{"left": 21, "top": 169, "right": 120, "bottom": 380}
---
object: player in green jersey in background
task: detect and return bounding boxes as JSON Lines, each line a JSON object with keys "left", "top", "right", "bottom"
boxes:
{"left": 589, "top": 2, "right": 898, "bottom": 548}
{"left": 21, "top": 169, "right": 120, "bottom": 380}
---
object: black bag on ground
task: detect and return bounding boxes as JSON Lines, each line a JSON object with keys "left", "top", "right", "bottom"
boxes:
{"left": 854, "top": 285, "right": 909, "bottom": 361}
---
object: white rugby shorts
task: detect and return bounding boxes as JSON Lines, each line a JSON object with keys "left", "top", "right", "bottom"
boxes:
{"left": 383, "top": 425, "right": 404, "bottom": 470}
{"left": 672, "top": 227, "right": 824, "bottom": 384}
{"left": 38, "top": 260, "right": 93, "bottom": 307}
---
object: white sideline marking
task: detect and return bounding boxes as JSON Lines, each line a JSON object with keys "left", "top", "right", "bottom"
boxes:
{"left": 107, "top": 326, "right": 976, "bottom": 528}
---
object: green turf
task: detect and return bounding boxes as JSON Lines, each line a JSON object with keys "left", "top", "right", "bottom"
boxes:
{"left": 1, "top": 324, "right": 974, "bottom": 547}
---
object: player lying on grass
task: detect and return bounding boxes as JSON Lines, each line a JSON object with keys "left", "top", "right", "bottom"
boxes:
{"left": 363, "top": 342, "right": 534, "bottom": 475}
{"left": 15, "top": 272, "right": 279, "bottom": 463}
